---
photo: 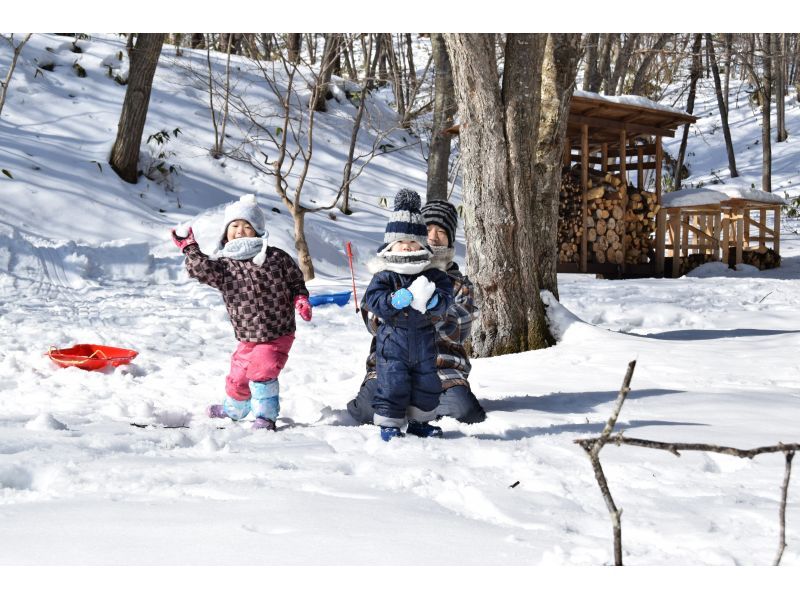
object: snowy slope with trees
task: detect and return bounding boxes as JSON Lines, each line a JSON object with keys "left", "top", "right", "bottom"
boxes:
{"left": 1, "top": 33, "right": 799, "bottom": 574}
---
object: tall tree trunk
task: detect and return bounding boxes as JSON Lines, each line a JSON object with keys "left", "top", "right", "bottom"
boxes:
{"left": 631, "top": 33, "right": 672, "bottom": 96}
{"left": 723, "top": 33, "right": 733, "bottom": 110}
{"left": 675, "top": 34, "right": 703, "bottom": 190}
{"left": 427, "top": 33, "right": 456, "bottom": 200}
{"left": 341, "top": 35, "right": 358, "bottom": 80}
{"left": 385, "top": 34, "right": 407, "bottom": 125}
{"left": 608, "top": 33, "right": 638, "bottom": 95}
{"left": 311, "top": 33, "right": 340, "bottom": 112}
{"left": 706, "top": 34, "right": 738, "bottom": 179}
{"left": 597, "top": 33, "right": 615, "bottom": 93}
{"left": 286, "top": 33, "right": 302, "bottom": 64}
{"left": 582, "top": 33, "right": 600, "bottom": 91}
{"left": 405, "top": 33, "right": 417, "bottom": 100}
{"left": 444, "top": 33, "right": 581, "bottom": 357}
{"left": 762, "top": 33, "right": 773, "bottom": 191}
{"left": 190, "top": 33, "right": 204, "bottom": 49}
{"left": 777, "top": 33, "right": 788, "bottom": 142}
{"left": 109, "top": 33, "right": 165, "bottom": 184}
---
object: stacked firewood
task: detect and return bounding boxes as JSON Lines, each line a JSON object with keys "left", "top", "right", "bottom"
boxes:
{"left": 558, "top": 168, "right": 660, "bottom": 266}
{"left": 730, "top": 247, "right": 781, "bottom": 270}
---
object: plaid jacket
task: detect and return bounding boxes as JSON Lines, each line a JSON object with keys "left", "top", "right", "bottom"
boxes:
{"left": 363, "top": 262, "right": 477, "bottom": 388}
{"left": 183, "top": 244, "right": 308, "bottom": 343}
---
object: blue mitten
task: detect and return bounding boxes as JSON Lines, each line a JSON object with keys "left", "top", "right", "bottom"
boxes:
{"left": 426, "top": 293, "right": 439, "bottom": 310}
{"left": 391, "top": 288, "right": 413, "bottom": 309}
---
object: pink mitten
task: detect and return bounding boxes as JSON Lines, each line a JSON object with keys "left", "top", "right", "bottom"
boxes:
{"left": 171, "top": 227, "right": 197, "bottom": 252}
{"left": 294, "top": 295, "right": 312, "bottom": 322}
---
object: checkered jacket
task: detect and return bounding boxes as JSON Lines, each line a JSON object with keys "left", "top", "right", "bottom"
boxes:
{"left": 183, "top": 244, "right": 308, "bottom": 343}
{"left": 362, "top": 262, "right": 477, "bottom": 388}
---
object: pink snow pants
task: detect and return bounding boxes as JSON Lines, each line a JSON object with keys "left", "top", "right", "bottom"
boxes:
{"left": 225, "top": 334, "right": 295, "bottom": 401}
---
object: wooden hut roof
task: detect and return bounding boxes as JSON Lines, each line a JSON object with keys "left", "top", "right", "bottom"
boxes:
{"left": 444, "top": 93, "right": 697, "bottom": 151}
{"left": 566, "top": 92, "right": 697, "bottom": 148}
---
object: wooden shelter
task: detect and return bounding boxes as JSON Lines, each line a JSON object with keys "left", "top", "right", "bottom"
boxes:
{"left": 660, "top": 187, "right": 784, "bottom": 277}
{"left": 559, "top": 91, "right": 697, "bottom": 277}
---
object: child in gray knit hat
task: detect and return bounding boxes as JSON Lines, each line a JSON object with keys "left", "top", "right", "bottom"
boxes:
{"left": 361, "top": 189, "right": 454, "bottom": 441}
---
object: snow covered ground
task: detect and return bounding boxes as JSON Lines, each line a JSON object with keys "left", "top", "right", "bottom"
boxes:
{"left": 2, "top": 33, "right": 799, "bottom": 590}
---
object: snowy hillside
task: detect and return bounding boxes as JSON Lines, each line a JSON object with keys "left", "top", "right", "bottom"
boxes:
{"left": 1, "top": 33, "right": 800, "bottom": 582}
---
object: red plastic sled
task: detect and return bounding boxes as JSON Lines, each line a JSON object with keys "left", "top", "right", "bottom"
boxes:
{"left": 47, "top": 344, "right": 138, "bottom": 371}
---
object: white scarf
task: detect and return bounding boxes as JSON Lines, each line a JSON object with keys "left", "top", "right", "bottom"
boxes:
{"left": 213, "top": 233, "right": 269, "bottom": 266}
{"left": 368, "top": 248, "right": 433, "bottom": 274}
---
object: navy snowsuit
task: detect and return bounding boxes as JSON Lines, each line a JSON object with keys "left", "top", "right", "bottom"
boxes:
{"left": 363, "top": 268, "right": 453, "bottom": 425}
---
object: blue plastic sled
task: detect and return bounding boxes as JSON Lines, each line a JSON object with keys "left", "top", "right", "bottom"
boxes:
{"left": 308, "top": 291, "right": 352, "bottom": 307}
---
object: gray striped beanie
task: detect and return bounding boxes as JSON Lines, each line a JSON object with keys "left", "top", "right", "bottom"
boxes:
{"left": 378, "top": 189, "right": 431, "bottom": 253}
{"left": 421, "top": 199, "right": 458, "bottom": 247}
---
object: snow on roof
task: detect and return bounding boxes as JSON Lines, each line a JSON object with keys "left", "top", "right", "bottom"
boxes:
{"left": 704, "top": 184, "right": 788, "bottom": 205}
{"left": 661, "top": 188, "right": 727, "bottom": 208}
{"left": 572, "top": 90, "right": 691, "bottom": 118}
{"left": 661, "top": 185, "right": 788, "bottom": 208}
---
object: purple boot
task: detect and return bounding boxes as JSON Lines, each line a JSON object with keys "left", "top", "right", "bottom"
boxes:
{"left": 206, "top": 404, "right": 228, "bottom": 419}
{"left": 252, "top": 417, "right": 276, "bottom": 431}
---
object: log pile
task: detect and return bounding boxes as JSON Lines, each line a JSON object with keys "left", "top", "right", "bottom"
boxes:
{"left": 729, "top": 247, "right": 781, "bottom": 270}
{"left": 558, "top": 168, "right": 659, "bottom": 266}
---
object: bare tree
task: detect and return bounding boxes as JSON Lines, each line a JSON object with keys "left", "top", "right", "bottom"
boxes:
{"left": 777, "top": 33, "right": 788, "bottom": 142}
{"left": 706, "top": 34, "right": 738, "bottom": 179}
{"left": 444, "top": 33, "right": 582, "bottom": 357}
{"left": 597, "top": 33, "right": 615, "bottom": 93}
{"left": 608, "top": 33, "right": 639, "bottom": 95}
{"left": 630, "top": 33, "right": 672, "bottom": 97}
{"left": 582, "top": 33, "right": 600, "bottom": 92}
{"left": 762, "top": 33, "right": 773, "bottom": 191}
{"left": 286, "top": 33, "right": 302, "bottom": 64}
{"left": 0, "top": 33, "right": 32, "bottom": 119}
{"left": 675, "top": 34, "right": 704, "bottom": 189}
{"left": 427, "top": 33, "right": 457, "bottom": 200}
{"left": 310, "top": 33, "right": 341, "bottom": 112}
{"left": 109, "top": 33, "right": 166, "bottom": 184}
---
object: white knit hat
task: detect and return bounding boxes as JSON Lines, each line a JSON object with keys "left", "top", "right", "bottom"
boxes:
{"left": 217, "top": 194, "right": 269, "bottom": 266}
{"left": 220, "top": 194, "right": 266, "bottom": 241}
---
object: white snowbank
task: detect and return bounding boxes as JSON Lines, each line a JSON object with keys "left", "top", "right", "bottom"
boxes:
{"left": 661, "top": 188, "right": 727, "bottom": 208}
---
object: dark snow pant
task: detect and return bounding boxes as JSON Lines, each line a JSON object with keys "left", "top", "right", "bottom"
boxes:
{"left": 372, "top": 352, "right": 441, "bottom": 428}
{"left": 348, "top": 378, "right": 486, "bottom": 425}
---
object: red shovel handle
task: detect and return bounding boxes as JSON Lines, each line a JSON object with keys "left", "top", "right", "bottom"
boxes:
{"left": 345, "top": 242, "right": 359, "bottom": 312}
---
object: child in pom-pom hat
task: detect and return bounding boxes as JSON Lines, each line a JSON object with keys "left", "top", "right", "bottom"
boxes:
{"left": 362, "top": 188, "right": 453, "bottom": 441}
{"left": 171, "top": 194, "right": 312, "bottom": 431}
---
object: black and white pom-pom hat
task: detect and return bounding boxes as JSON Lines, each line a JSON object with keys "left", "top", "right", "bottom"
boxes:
{"left": 377, "top": 189, "right": 432, "bottom": 255}
{"left": 420, "top": 198, "right": 458, "bottom": 248}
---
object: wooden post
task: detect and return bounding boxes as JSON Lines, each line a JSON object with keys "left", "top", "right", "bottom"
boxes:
{"left": 619, "top": 129, "right": 628, "bottom": 274}
{"left": 563, "top": 141, "right": 572, "bottom": 168}
{"left": 581, "top": 124, "right": 589, "bottom": 273}
{"left": 601, "top": 143, "right": 608, "bottom": 173}
{"left": 655, "top": 135, "right": 663, "bottom": 275}
{"left": 713, "top": 212, "right": 722, "bottom": 260}
{"left": 656, "top": 209, "right": 666, "bottom": 275}
{"left": 671, "top": 210, "right": 681, "bottom": 278}
{"left": 736, "top": 209, "right": 744, "bottom": 265}
{"left": 721, "top": 209, "right": 730, "bottom": 265}
{"left": 682, "top": 213, "right": 690, "bottom": 262}
{"left": 744, "top": 208, "right": 751, "bottom": 249}
{"left": 759, "top": 208, "right": 767, "bottom": 249}
{"left": 774, "top": 207, "right": 781, "bottom": 256}
{"left": 637, "top": 145, "right": 644, "bottom": 188}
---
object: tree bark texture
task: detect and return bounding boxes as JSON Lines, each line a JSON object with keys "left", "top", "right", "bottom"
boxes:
{"left": 444, "top": 33, "right": 580, "bottom": 357}
{"left": 582, "top": 33, "right": 600, "bottom": 92}
{"left": 109, "top": 33, "right": 165, "bottom": 184}
{"left": 286, "top": 33, "right": 302, "bottom": 64}
{"left": 427, "top": 33, "right": 456, "bottom": 201}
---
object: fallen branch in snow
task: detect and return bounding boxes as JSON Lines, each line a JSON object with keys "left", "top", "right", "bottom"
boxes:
{"left": 575, "top": 361, "right": 798, "bottom": 566}
{"left": 576, "top": 359, "right": 636, "bottom": 566}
